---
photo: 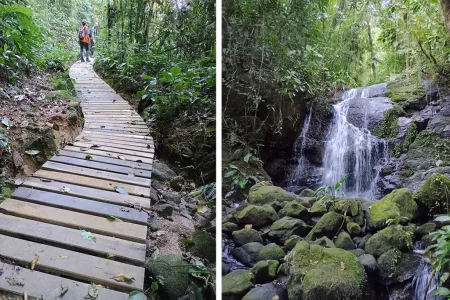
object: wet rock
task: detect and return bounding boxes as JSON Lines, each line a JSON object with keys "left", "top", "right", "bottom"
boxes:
{"left": 306, "top": 212, "right": 343, "bottom": 240}
{"left": 358, "top": 254, "right": 377, "bottom": 273}
{"left": 347, "top": 222, "right": 362, "bottom": 236}
{"left": 310, "top": 199, "right": 329, "bottom": 216}
{"left": 299, "top": 188, "right": 315, "bottom": 197}
{"left": 258, "top": 243, "right": 284, "bottom": 261}
{"left": 284, "top": 235, "right": 303, "bottom": 251}
{"left": 413, "top": 173, "right": 450, "bottom": 212}
{"left": 222, "top": 222, "right": 240, "bottom": 234}
{"left": 358, "top": 235, "right": 372, "bottom": 249}
{"left": 248, "top": 183, "right": 303, "bottom": 205}
{"left": 268, "top": 216, "right": 312, "bottom": 243}
{"left": 154, "top": 204, "right": 173, "bottom": 218}
{"left": 364, "top": 225, "right": 411, "bottom": 257}
{"left": 235, "top": 205, "right": 279, "bottom": 228}
{"left": 152, "top": 162, "right": 177, "bottom": 181}
{"left": 285, "top": 241, "right": 366, "bottom": 300}
{"left": 169, "top": 176, "right": 184, "bottom": 191}
{"left": 387, "top": 282, "right": 414, "bottom": 300}
{"left": 349, "top": 249, "right": 366, "bottom": 257}
{"left": 335, "top": 232, "right": 355, "bottom": 250}
{"left": 242, "top": 282, "right": 289, "bottom": 300}
{"left": 377, "top": 249, "right": 422, "bottom": 285}
{"left": 147, "top": 255, "right": 191, "bottom": 300}
{"left": 346, "top": 97, "right": 394, "bottom": 131}
{"left": 368, "top": 188, "right": 417, "bottom": 230}
{"left": 232, "top": 228, "right": 263, "bottom": 246}
{"left": 278, "top": 201, "right": 309, "bottom": 219}
{"left": 415, "top": 223, "right": 436, "bottom": 238}
{"left": 332, "top": 199, "right": 364, "bottom": 225}
{"left": 250, "top": 260, "right": 279, "bottom": 284}
{"left": 223, "top": 270, "right": 254, "bottom": 300}
{"left": 231, "top": 242, "right": 284, "bottom": 267}
{"left": 386, "top": 80, "right": 426, "bottom": 110}
{"left": 189, "top": 230, "right": 216, "bottom": 263}
{"left": 310, "top": 236, "right": 336, "bottom": 248}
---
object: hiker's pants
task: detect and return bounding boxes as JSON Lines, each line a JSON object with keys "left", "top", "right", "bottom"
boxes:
{"left": 79, "top": 42, "right": 89, "bottom": 61}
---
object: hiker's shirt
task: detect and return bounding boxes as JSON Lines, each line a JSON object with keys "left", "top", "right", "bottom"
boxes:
{"left": 79, "top": 25, "right": 90, "bottom": 44}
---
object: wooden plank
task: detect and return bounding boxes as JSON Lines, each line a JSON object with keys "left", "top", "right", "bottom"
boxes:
{"left": 77, "top": 136, "right": 154, "bottom": 148}
{"left": 63, "top": 146, "right": 153, "bottom": 164}
{"left": 0, "top": 234, "right": 145, "bottom": 292}
{"left": 72, "top": 142, "right": 154, "bottom": 157}
{"left": 57, "top": 150, "right": 153, "bottom": 170}
{"left": 80, "top": 132, "right": 154, "bottom": 143}
{"left": 24, "top": 177, "right": 151, "bottom": 209}
{"left": 85, "top": 124, "right": 149, "bottom": 130}
{"left": 41, "top": 161, "right": 151, "bottom": 187}
{"left": 51, "top": 155, "right": 152, "bottom": 178}
{"left": 0, "top": 214, "right": 146, "bottom": 264}
{"left": 12, "top": 187, "right": 148, "bottom": 224}
{"left": 73, "top": 141, "right": 153, "bottom": 153}
{"left": 83, "top": 130, "right": 153, "bottom": 140}
{"left": 0, "top": 199, "right": 147, "bottom": 243}
{"left": 33, "top": 170, "right": 150, "bottom": 197}
{"left": 0, "top": 262, "right": 128, "bottom": 299}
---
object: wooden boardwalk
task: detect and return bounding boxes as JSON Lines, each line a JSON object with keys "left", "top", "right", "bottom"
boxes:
{"left": 0, "top": 62, "right": 153, "bottom": 299}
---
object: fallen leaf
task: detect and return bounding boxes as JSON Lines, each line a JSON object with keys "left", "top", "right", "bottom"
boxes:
{"left": 244, "top": 224, "right": 253, "bottom": 229}
{"left": 80, "top": 147, "right": 90, "bottom": 151}
{"left": 1, "top": 117, "right": 11, "bottom": 128}
{"left": 15, "top": 178, "right": 23, "bottom": 186}
{"left": 81, "top": 230, "right": 96, "bottom": 242}
{"left": 85, "top": 154, "right": 93, "bottom": 160}
{"left": 115, "top": 186, "right": 128, "bottom": 194}
{"left": 118, "top": 155, "right": 125, "bottom": 160}
{"left": 6, "top": 276, "right": 25, "bottom": 286}
{"left": 91, "top": 144, "right": 101, "bottom": 148}
{"left": 106, "top": 215, "right": 122, "bottom": 222}
{"left": 40, "top": 178, "right": 53, "bottom": 182}
{"left": 60, "top": 186, "right": 70, "bottom": 193}
{"left": 106, "top": 253, "right": 115, "bottom": 259}
{"left": 25, "top": 150, "right": 40, "bottom": 156}
{"left": 60, "top": 255, "right": 68, "bottom": 259}
{"left": 128, "top": 291, "right": 147, "bottom": 300}
{"left": 20, "top": 120, "right": 29, "bottom": 128}
{"left": 112, "top": 273, "right": 135, "bottom": 283}
{"left": 88, "top": 283, "right": 100, "bottom": 299}
{"left": 61, "top": 284, "right": 69, "bottom": 296}
{"left": 341, "top": 261, "right": 346, "bottom": 271}
{"left": 31, "top": 256, "right": 39, "bottom": 271}
{"left": 197, "top": 204, "right": 208, "bottom": 213}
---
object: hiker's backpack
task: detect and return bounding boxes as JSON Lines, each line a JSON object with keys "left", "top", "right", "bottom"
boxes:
{"left": 78, "top": 26, "right": 86, "bottom": 40}
{"left": 87, "top": 29, "right": 92, "bottom": 38}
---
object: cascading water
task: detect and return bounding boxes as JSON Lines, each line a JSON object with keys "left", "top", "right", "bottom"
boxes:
{"left": 287, "top": 109, "right": 313, "bottom": 186}
{"left": 321, "top": 84, "right": 389, "bottom": 199}
{"left": 411, "top": 242, "right": 441, "bottom": 300}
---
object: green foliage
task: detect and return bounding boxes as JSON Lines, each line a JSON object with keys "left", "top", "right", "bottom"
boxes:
{"left": 394, "top": 124, "right": 418, "bottom": 157}
{"left": 427, "top": 225, "right": 450, "bottom": 298}
{"left": 315, "top": 177, "right": 347, "bottom": 201}
{"left": 374, "top": 106, "right": 403, "bottom": 138}
{"left": 223, "top": 163, "right": 264, "bottom": 193}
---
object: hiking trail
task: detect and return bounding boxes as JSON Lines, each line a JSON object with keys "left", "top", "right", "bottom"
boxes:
{"left": 0, "top": 61, "right": 153, "bottom": 299}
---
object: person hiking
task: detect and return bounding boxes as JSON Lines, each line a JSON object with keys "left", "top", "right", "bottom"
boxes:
{"left": 88, "top": 23, "right": 97, "bottom": 57}
{"left": 78, "top": 20, "right": 90, "bottom": 62}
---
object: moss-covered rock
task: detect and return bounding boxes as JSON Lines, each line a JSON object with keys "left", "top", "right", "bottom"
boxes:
{"left": 385, "top": 80, "right": 426, "bottom": 110}
{"left": 285, "top": 241, "right": 366, "bottom": 300}
{"left": 406, "top": 131, "right": 450, "bottom": 169}
{"left": 223, "top": 270, "right": 255, "bottom": 300}
{"left": 373, "top": 106, "right": 404, "bottom": 138}
{"left": 349, "top": 249, "right": 366, "bottom": 257}
{"left": 413, "top": 173, "right": 450, "bottom": 212}
{"left": 358, "top": 254, "right": 377, "bottom": 273}
{"left": 335, "top": 232, "right": 355, "bottom": 250}
{"left": 223, "top": 222, "right": 240, "bottom": 234}
{"left": 258, "top": 243, "right": 285, "bottom": 261}
{"left": 415, "top": 223, "right": 436, "bottom": 238}
{"left": 242, "top": 282, "right": 288, "bottom": 300}
{"left": 232, "top": 228, "right": 263, "bottom": 246}
{"left": 26, "top": 126, "right": 57, "bottom": 159}
{"left": 269, "top": 216, "right": 312, "bottom": 243}
{"left": 347, "top": 222, "right": 362, "bottom": 236}
{"left": 306, "top": 212, "right": 343, "bottom": 240}
{"left": 310, "top": 236, "right": 336, "bottom": 248}
{"left": 368, "top": 188, "right": 417, "bottom": 230}
{"left": 364, "top": 225, "right": 411, "bottom": 257}
{"left": 45, "top": 90, "right": 75, "bottom": 102}
{"left": 189, "top": 230, "right": 216, "bottom": 262}
{"left": 146, "top": 255, "right": 191, "bottom": 300}
{"left": 278, "top": 201, "right": 309, "bottom": 219}
{"left": 250, "top": 260, "right": 279, "bottom": 284}
{"left": 231, "top": 242, "right": 264, "bottom": 266}
{"left": 300, "top": 188, "right": 316, "bottom": 197}
{"left": 377, "top": 249, "right": 422, "bottom": 284}
{"left": 284, "top": 235, "right": 304, "bottom": 251}
{"left": 310, "top": 199, "right": 329, "bottom": 216}
{"left": 333, "top": 199, "right": 363, "bottom": 217}
{"left": 235, "top": 205, "right": 279, "bottom": 228}
{"left": 248, "top": 183, "right": 300, "bottom": 205}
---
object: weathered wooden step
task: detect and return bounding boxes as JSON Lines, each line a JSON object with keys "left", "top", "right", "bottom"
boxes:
{"left": 63, "top": 145, "right": 153, "bottom": 164}
{"left": 73, "top": 140, "right": 154, "bottom": 153}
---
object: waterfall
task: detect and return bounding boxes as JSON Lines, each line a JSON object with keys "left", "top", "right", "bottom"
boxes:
{"left": 411, "top": 242, "right": 441, "bottom": 300}
{"left": 287, "top": 109, "right": 313, "bottom": 186}
{"left": 321, "top": 85, "right": 389, "bottom": 199}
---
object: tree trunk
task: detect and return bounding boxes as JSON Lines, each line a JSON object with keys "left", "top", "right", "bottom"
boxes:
{"left": 441, "top": 0, "right": 450, "bottom": 36}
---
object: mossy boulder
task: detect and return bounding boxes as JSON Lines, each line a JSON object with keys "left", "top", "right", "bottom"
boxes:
{"left": 278, "top": 201, "right": 309, "bottom": 219}
{"left": 242, "top": 282, "right": 288, "bottom": 300}
{"left": 285, "top": 241, "right": 366, "bottom": 300}
{"left": 146, "top": 255, "right": 191, "bottom": 300}
{"left": 235, "top": 205, "right": 279, "bottom": 228}
{"left": 405, "top": 131, "right": 450, "bottom": 170}
{"left": 332, "top": 199, "right": 365, "bottom": 226}
{"left": 299, "top": 188, "right": 316, "bottom": 197}
{"left": 232, "top": 228, "right": 263, "bottom": 246}
{"left": 335, "top": 232, "right": 355, "bottom": 250}
{"left": 249, "top": 183, "right": 300, "bottom": 205}
{"left": 415, "top": 223, "right": 436, "bottom": 238}
{"left": 250, "top": 260, "right": 279, "bottom": 284}
{"left": 223, "top": 222, "right": 239, "bottom": 234}
{"left": 364, "top": 225, "right": 411, "bottom": 257}
{"left": 310, "top": 199, "right": 329, "bottom": 216}
{"left": 377, "top": 249, "right": 422, "bottom": 284}
{"left": 232, "top": 242, "right": 284, "bottom": 267}
{"left": 349, "top": 249, "right": 366, "bottom": 257}
{"left": 368, "top": 188, "right": 417, "bottom": 230}
{"left": 284, "top": 235, "right": 304, "bottom": 251}
{"left": 306, "top": 212, "right": 343, "bottom": 240}
{"left": 26, "top": 126, "right": 57, "bottom": 158}
{"left": 223, "top": 270, "right": 255, "bottom": 300}
{"left": 358, "top": 254, "right": 377, "bottom": 273}
{"left": 189, "top": 230, "right": 216, "bottom": 262}
{"left": 413, "top": 173, "right": 450, "bottom": 212}
{"left": 385, "top": 80, "right": 426, "bottom": 110}
{"left": 258, "top": 243, "right": 285, "bottom": 261}
{"left": 268, "top": 216, "right": 312, "bottom": 243}
{"left": 310, "top": 236, "right": 336, "bottom": 248}
{"left": 347, "top": 222, "right": 362, "bottom": 236}
{"left": 373, "top": 106, "right": 404, "bottom": 138}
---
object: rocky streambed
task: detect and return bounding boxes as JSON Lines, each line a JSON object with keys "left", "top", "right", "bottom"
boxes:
{"left": 222, "top": 178, "right": 450, "bottom": 300}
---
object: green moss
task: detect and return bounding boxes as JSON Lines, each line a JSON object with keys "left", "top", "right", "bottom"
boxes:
{"left": 394, "top": 124, "right": 418, "bottom": 158}
{"left": 250, "top": 260, "right": 279, "bottom": 283}
{"left": 347, "top": 222, "right": 362, "bottom": 236}
{"left": 51, "top": 73, "right": 76, "bottom": 95}
{"left": 248, "top": 183, "right": 299, "bottom": 205}
{"left": 232, "top": 228, "right": 263, "bottom": 246}
{"left": 258, "top": 243, "right": 285, "bottom": 261}
{"left": 381, "top": 166, "right": 393, "bottom": 176}
{"left": 189, "top": 230, "right": 216, "bottom": 262}
{"left": 285, "top": 242, "right": 366, "bottom": 300}
{"left": 369, "top": 188, "right": 417, "bottom": 230}
{"left": 407, "top": 131, "right": 450, "bottom": 166}
{"left": 306, "top": 212, "right": 343, "bottom": 240}
{"left": 0, "top": 186, "right": 12, "bottom": 201}
{"left": 222, "top": 222, "right": 239, "bottom": 233}
{"left": 223, "top": 270, "right": 254, "bottom": 299}
{"left": 413, "top": 173, "right": 450, "bottom": 212}
{"left": 386, "top": 80, "right": 426, "bottom": 109}
{"left": 335, "top": 232, "right": 355, "bottom": 250}
{"left": 373, "top": 106, "right": 403, "bottom": 138}
{"left": 400, "top": 165, "right": 415, "bottom": 178}
{"left": 46, "top": 90, "right": 75, "bottom": 102}
{"left": 278, "top": 201, "right": 308, "bottom": 219}
{"left": 364, "top": 225, "right": 410, "bottom": 257}
{"left": 235, "top": 204, "right": 279, "bottom": 228}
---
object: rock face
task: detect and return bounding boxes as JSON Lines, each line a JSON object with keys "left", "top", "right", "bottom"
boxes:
{"left": 368, "top": 188, "right": 418, "bottom": 230}
{"left": 285, "top": 241, "right": 366, "bottom": 300}
{"left": 235, "top": 205, "right": 279, "bottom": 228}
{"left": 222, "top": 270, "right": 255, "bottom": 300}
{"left": 346, "top": 97, "right": 394, "bottom": 132}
